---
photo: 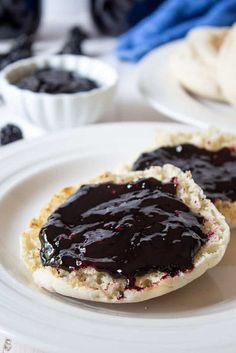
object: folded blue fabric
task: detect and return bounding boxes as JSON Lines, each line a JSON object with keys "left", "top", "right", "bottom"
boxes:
{"left": 116, "top": 0, "right": 236, "bottom": 62}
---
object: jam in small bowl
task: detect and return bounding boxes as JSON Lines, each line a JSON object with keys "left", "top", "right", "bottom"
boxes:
{"left": 0, "top": 55, "right": 118, "bottom": 130}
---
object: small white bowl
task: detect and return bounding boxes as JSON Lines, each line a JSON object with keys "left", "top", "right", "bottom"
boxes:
{"left": 0, "top": 55, "right": 118, "bottom": 130}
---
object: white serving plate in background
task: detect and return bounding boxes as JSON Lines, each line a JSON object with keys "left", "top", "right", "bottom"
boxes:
{"left": 138, "top": 41, "right": 236, "bottom": 131}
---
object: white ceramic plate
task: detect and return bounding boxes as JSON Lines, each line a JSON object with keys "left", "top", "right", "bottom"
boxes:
{"left": 0, "top": 122, "right": 235, "bottom": 353}
{"left": 138, "top": 41, "right": 236, "bottom": 131}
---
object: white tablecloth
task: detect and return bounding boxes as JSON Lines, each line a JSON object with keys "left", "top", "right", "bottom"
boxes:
{"left": 0, "top": 15, "right": 174, "bottom": 353}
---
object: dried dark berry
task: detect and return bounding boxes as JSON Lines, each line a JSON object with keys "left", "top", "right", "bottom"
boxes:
{"left": 59, "top": 26, "right": 88, "bottom": 55}
{"left": 0, "top": 124, "right": 23, "bottom": 145}
{"left": 0, "top": 34, "right": 33, "bottom": 71}
{"left": 0, "top": 0, "right": 41, "bottom": 39}
{"left": 91, "top": 0, "right": 161, "bottom": 36}
{"left": 15, "top": 68, "right": 99, "bottom": 94}
{"left": 91, "top": 0, "right": 134, "bottom": 36}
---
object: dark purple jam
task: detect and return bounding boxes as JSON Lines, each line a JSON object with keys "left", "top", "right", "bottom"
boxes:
{"left": 132, "top": 144, "right": 236, "bottom": 202}
{"left": 14, "top": 68, "right": 99, "bottom": 94}
{"left": 40, "top": 178, "right": 207, "bottom": 283}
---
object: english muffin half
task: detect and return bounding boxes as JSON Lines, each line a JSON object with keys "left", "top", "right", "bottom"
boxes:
{"left": 217, "top": 24, "right": 236, "bottom": 105}
{"left": 21, "top": 165, "right": 229, "bottom": 303}
{"left": 171, "top": 26, "right": 228, "bottom": 101}
{"left": 131, "top": 128, "right": 236, "bottom": 229}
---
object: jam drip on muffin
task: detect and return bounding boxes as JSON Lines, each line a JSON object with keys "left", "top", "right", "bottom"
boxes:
{"left": 14, "top": 68, "right": 99, "bottom": 94}
{"left": 40, "top": 178, "right": 207, "bottom": 284}
{"left": 132, "top": 144, "right": 236, "bottom": 202}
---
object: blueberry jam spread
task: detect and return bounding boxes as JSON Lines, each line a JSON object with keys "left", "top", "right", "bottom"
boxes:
{"left": 14, "top": 68, "right": 99, "bottom": 94}
{"left": 40, "top": 178, "right": 207, "bottom": 285}
{"left": 132, "top": 144, "right": 236, "bottom": 202}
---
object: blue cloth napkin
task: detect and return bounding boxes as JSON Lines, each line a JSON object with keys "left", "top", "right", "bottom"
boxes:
{"left": 116, "top": 0, "right": 236, "bottom": 62}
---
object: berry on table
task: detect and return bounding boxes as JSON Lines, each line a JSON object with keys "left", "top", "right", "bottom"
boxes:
{"left": 0, "top": 124, "right": 23, "bottom": 145}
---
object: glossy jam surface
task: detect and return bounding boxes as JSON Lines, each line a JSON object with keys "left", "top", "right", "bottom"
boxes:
{"left": 132, "top": 144, "right": 236, "bottom": 202}
{"left": 40, "top": 178, "right": 207, "bottom": 281}
{"left": 15, "top": 68, "right": 99, "bottom": 94}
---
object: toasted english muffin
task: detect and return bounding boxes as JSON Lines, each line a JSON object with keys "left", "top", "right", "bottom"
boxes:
{"left": 171, "top": 27, "right": 228, "bottom": 101}
{"left": 21, "top": 165, "right": 229, "bottom": 303}
{"left": 217, "top": 24, "right": 236, "bottom": 105}
{"left": 129, "top": 128, "right": 236, "bottom": 229}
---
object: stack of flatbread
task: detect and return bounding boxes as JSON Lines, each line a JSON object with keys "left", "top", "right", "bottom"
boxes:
{"left": 171, "top": 24, "right": 236, "bottom": 105}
